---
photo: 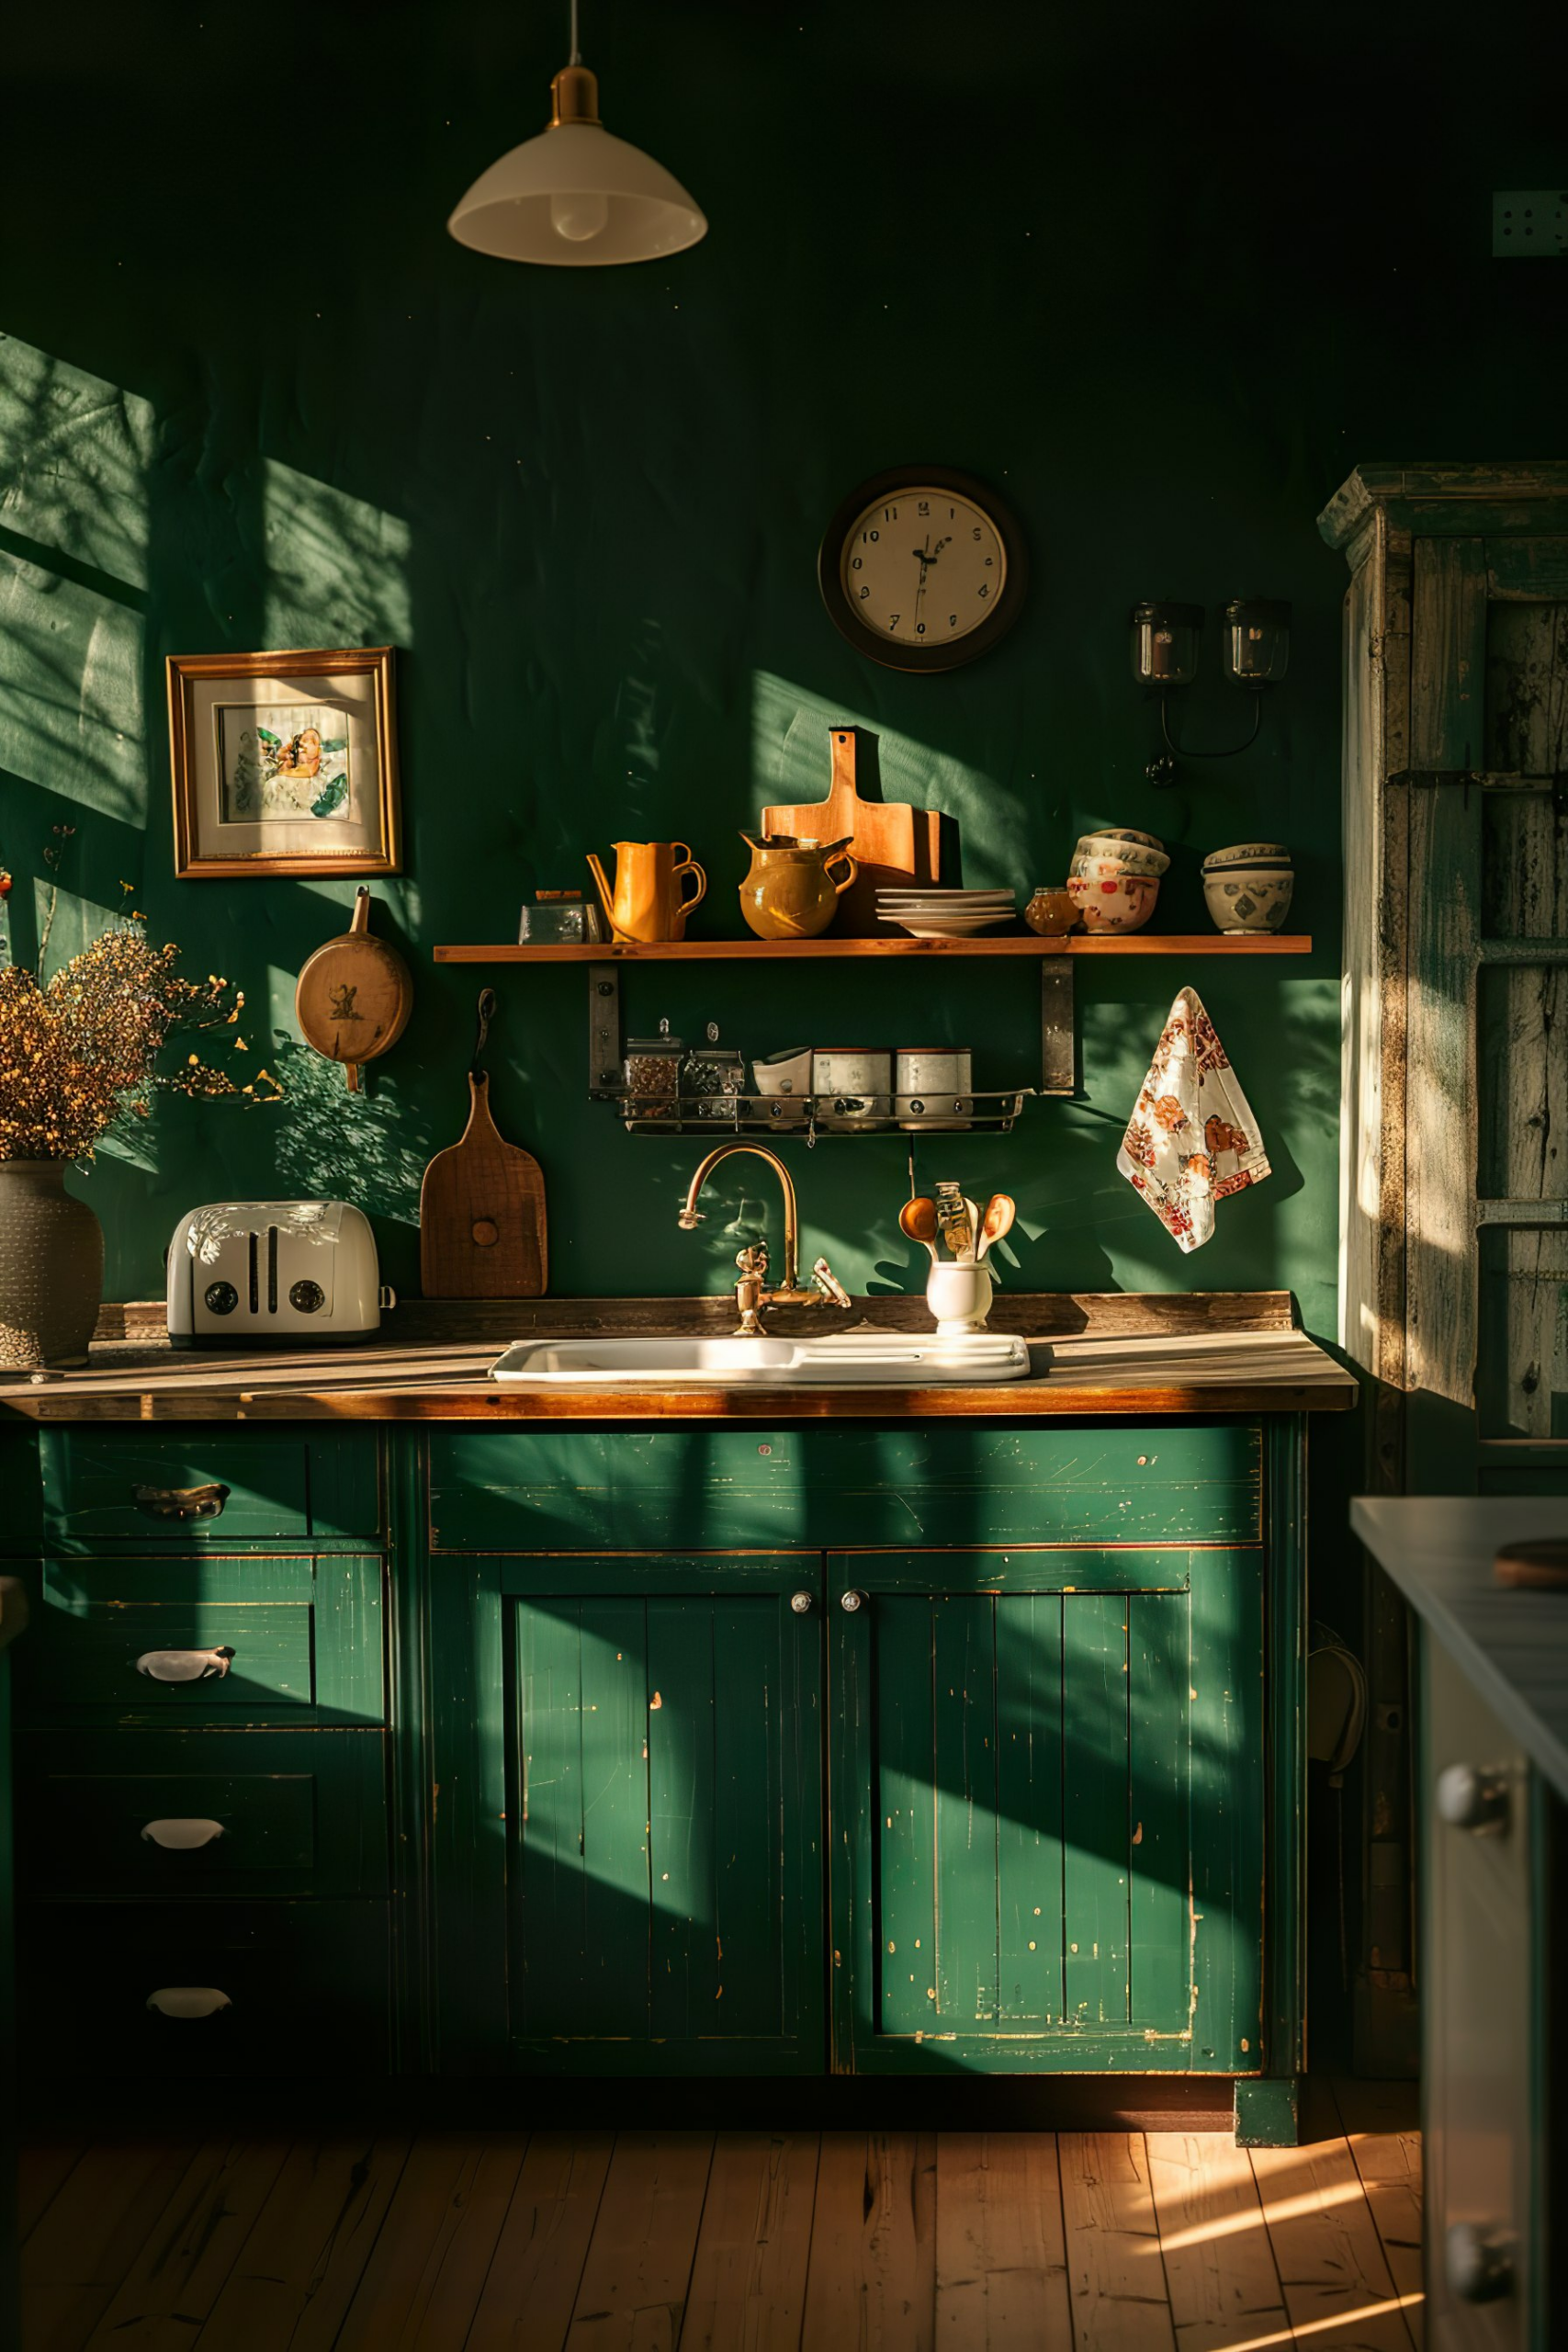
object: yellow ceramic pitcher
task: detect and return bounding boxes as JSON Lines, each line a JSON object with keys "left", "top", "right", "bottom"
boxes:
{"left": 586, "top": 841, "right": 707, "bottom": 944}
{"left": 738, "top": 832, "right": 858, "bottom": 940}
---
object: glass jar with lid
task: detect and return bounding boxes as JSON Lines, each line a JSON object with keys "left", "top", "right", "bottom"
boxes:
{"left": 624, "top": 1017, "right": 682, "bottom": 1125}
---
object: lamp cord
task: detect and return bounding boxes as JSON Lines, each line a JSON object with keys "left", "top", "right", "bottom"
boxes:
{"left": 569, "top": 0, "right": 581, "bottom": 63}
{"left": 1158, "top": 692, "right": 1264, "bottom": 761}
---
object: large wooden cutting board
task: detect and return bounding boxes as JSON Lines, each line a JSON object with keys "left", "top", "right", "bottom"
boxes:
{"left": 419, "top": 1073, "right": 547, "bottom": 1297}
{"left": 762, "top": 724, "right": 942, "bottom": 936}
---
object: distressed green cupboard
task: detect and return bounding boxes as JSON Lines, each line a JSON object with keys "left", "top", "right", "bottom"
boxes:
{"left": 0, "top": 1411, "right": 1305, "bottom": 2129}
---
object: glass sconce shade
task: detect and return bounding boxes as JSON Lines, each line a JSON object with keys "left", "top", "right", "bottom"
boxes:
{"left": 1130, "top": 601, "right": 1203, "bottom": 687}
{"left": 1221, "top": 597, "right": 1291, "bottom": 686}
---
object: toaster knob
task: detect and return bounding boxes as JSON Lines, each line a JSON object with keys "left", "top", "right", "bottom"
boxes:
{"left": 203, "top": 1282, "right": 238, "bottom": 1316}
{"left": 288, "top": 1279, "right": 325, "bottom": 1315}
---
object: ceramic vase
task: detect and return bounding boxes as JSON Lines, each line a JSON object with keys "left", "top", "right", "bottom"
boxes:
{"left": 0, "top": 1159, "right": 104, "bottom": 1369}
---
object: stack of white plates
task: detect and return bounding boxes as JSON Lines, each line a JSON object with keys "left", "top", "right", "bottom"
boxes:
{"left": 876, "top": 888, "right": 1017, "bottom": 939}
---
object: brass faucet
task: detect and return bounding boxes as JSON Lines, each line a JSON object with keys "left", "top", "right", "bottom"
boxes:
{"left": 677, "top": 1144, "right": 851, "bottom": 1335}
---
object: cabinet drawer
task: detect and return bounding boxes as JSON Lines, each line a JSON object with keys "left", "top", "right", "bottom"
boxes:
{"left": 16, "top": 1556, "right": 385, "bottom": 1725}
{"left": 430, "top": 1421, "right": 1263, "bottom": 1552}
{"left": 18, "top": 1729, "right": 388, "bottom": 1900}
{"left": 1423, "top": 1636, "right": 1533, "bottom": 2349}
{"left": 36, "top": 1428, "right": 379, "bottom": 1552}
{"left": 17, "top": 1898, "right": 389, "bottom": 2079}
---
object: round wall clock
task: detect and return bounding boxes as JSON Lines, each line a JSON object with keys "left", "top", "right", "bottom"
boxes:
{"left": 818, "top": 465, "right": 1028, "bottom": 673}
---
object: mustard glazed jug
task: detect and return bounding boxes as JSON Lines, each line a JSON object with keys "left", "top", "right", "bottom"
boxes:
{"left": 585, "top": 841, "right": 706, "bottom": 944}
{"left": 738, "top": 833, "right": 858, "bottom": 941}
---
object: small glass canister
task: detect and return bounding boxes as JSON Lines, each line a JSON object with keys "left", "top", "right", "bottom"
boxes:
{"left": 624, "top": 1017, "right": 682, "bottom": 1125}
{"left": 681, "top": 1024, "right": 747, "bottom": 1120}
{"left": 517, "top": 889, "right": 606, "bottom": 945}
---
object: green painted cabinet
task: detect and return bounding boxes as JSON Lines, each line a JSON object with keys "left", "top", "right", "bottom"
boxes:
{"left": 3, "top": 1415, "right": 1305, "bottom": 2105}
{"left": 503, "top": 1557, "right": 822, "bottom": 2075}
{"left": 423, "top": 1420, "right": 1300, "bottom": 2094}
{"left": 829, "top": 1548, "right": 1264, "bottom": 2074}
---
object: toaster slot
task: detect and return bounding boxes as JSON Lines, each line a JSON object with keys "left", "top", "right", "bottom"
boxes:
{"left": 247, "top": 1231, "right": 258, "bottom": 1317}
{"left": 267, "top": 1225, "right": 278, "bottom": 1316}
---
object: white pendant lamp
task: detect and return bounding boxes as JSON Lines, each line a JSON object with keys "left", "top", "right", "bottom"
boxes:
{"left": 448, "top": 1, "right": 706, "bottom": 266}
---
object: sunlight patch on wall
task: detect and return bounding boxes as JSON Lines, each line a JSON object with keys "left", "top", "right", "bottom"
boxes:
{"left": 266, "top": 1023, "right": 433, "bottom": 1226}
{"left": 0, "top": 550, "right": 146, "bottom": 824}
{"left": 262, "top": 459, "right": 412, "bottom": 648}
{"left": 31, "top": 878, "right": 126, "bottom": 979}
{"left": 750, "top": 670, "right": 1031, "bottom": 891}
{"left": 0, "top": 335, "right": 153, "bottom": 591}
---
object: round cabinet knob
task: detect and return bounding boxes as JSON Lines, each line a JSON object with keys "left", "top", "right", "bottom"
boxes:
{"left": 1446, "top": 2221, "right": 1514, "bottom": 2303}
{"left": 840, "top": 1589, "right": 869, "bottom": 1614}
{"left": 1436, "top": 1761, "right": 1511, "bottom": 1835}
{"left": 203, "top": 1281, "right": 238, "bottom": 1316}
{"left": 789, "top": 1591, "right": 815, "bottom": 1615}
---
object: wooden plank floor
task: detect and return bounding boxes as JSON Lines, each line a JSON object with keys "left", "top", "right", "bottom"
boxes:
{"left": 18, "top": 2102, "right": 1423, "bottom": 2352}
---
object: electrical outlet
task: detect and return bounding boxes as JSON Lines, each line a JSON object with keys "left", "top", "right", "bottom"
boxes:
{"left": 1494, "top": 190, "right": 1568, "bottom": 257}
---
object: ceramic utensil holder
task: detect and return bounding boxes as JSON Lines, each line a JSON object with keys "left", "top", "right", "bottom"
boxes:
{"left": 926, "top": 1259, "right": 995, "bottom": 1334}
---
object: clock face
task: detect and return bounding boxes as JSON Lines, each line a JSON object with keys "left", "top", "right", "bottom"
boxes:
{"left": 818, "top": 467, "right": 1026, "bottom": 673}
{"left": 840, "top": 486, "right": 1005, "bottom": 649}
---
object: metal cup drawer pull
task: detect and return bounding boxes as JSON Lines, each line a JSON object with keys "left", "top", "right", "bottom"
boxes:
{"left": 1436, "top": 1759, "right": 1511, "bottom": 1835}
{"left": 1446, "top": 2222, "right": 1514, "bottom": 2303}
{"left": 132, "top": 1481, "right": 231, "bottom": 1522}
{"left": 135, "top": 1646, "right": 236, "bottom": 1684}
{"left": 145, "top": 1987, "right": 232, "bottom": 2019}
{"left": 140, "top": 1818, "right": 226, "bottom": 1850}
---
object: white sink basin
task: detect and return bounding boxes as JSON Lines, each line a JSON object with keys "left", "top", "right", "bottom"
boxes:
{"left": 490, "top": 1330, "right": 1031, "bottom": 1386}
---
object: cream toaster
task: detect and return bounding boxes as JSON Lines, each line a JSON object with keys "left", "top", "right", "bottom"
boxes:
{"left": 165, "top": 1200, "right": 394, "bottom": 1345}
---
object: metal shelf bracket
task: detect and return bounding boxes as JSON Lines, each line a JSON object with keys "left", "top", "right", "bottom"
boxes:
{"left": 1041, "top": 957, "right": 1075, "bottom": 1096}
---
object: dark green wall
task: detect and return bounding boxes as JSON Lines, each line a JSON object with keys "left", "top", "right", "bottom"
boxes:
{"left": 4, "top": 0, "right": 1566, "bottom": 1324}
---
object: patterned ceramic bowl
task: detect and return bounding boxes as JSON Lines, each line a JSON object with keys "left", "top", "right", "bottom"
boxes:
{"left": 1201, "top": 841, "right": 1292, "bottom": 871}
{"left": 1067, "top": 872, "right": 1160, "bottom": 933}
{"left": 1085, "top": 826, "right": 1165, "bottom": 853}
{"left": 1202, "top": 868, "right": 1295, "bottom": 933}
{"left": 1073, "top": 840, "right": 1170, "bottom": 879}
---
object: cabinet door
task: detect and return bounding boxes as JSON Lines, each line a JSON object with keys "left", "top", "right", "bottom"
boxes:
{"left": 829, "top": 1548, "right": 1264, "bottom": 2074}
{"left": 502, "top": 1555, "right": 823, "bottom": 2075}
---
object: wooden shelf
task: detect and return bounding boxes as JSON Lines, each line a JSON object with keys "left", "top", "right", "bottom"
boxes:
{"left": 435, "top": 934, "right": 1314, "bottom": 963}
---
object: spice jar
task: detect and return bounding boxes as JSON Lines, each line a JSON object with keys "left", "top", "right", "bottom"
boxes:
{"left": 1024, "top": 885, "right": 1078, "bottom": 937}
{"left": 624, "top": 1017, "right": 682, "bottom": 1125}
{"left": 681, "top": 1024, "right": 747, "bottom": 1120}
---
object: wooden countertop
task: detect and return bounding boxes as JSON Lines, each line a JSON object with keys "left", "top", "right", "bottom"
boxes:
{"left": 1353, "top": 1497, "right": 1568, "bottom": 1804}
{"left": 0, "top": 1293, "right": 1357, "bottom": 1423}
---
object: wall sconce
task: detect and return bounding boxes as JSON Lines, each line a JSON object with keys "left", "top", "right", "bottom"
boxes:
{"left": 1132, "top": 597, "right": 1292, "bottom": 786}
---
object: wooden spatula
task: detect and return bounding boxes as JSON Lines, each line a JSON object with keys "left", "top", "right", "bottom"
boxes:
{"left": 419, "top": 989, "right": 547, "bottom": 1297}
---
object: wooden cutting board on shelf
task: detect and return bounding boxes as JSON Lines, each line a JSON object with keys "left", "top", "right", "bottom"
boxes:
{"left": 420, "top": 994, "right": 547, "bottom": 1297}
{"left": 762, "top": 723, "right": 942, "bottom": 936}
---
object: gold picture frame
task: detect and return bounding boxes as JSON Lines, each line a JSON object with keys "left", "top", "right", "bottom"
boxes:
{"left": 166, "top": 646, "right": 401, "bottom": 878}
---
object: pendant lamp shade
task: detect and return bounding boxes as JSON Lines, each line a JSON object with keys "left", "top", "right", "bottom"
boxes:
{"left": 448, "top": 64, "right": 705, "bottom": 266}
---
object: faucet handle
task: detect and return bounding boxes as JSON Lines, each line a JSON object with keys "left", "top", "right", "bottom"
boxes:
{"left": 811, "top": 1256, "right": 851, "bottom": 1307}
{"left": 736, "top": 1242, "right": 769, "bottom": 1280}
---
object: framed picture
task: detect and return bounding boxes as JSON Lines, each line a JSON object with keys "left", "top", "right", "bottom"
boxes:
{"left": 166, "top": 646, "right": 401, "bottom": 878}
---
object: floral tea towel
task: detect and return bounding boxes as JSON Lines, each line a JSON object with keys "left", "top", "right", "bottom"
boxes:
{"left": 1117, "top": 987, "right": 1270, "bottom": 1251}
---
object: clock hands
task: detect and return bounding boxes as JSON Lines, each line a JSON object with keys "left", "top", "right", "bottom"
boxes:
{"left": 911, "top": 534, "right": 951, "bottom": 633}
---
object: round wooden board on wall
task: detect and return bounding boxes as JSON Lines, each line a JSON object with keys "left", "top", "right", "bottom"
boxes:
{"left": 295, "top": 886, "right": 412, "bottom": 1091}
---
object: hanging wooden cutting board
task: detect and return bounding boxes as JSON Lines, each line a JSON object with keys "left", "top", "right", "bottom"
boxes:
{"left": 294, "top": 888, "right": 412, "bottom": 1092}
{"left": 761, "top": 723, "right": 942, "bottom": 936}
{"left": 420, "top": 995, "right": 547, "bottom": 1297}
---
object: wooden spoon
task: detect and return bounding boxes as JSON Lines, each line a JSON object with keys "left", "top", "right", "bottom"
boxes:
{"left": 976, "top": 1194, "right": 1016, "bottom": 1261}
{"left": 899, "top": 1195, "right": 941, "bottom": 1265}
